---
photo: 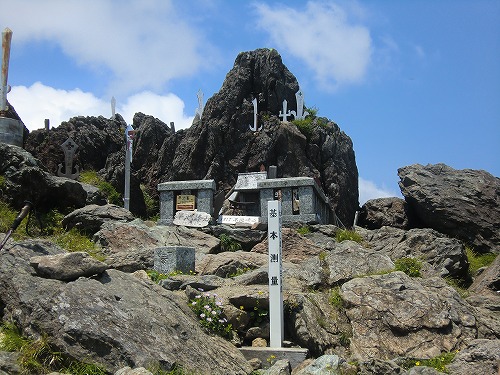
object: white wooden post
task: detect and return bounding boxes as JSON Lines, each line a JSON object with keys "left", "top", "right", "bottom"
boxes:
{"left": 268, "top": 200, "right": 283, "bottom": 347}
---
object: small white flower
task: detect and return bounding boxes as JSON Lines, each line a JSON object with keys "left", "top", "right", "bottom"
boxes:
{"left": 212, "top": 310, "right": 217, "bottom": 315}
{"left": 207, "top": 317, "right": 212, "bottom": 322}
{"left": 200, "top": 313, "right": 205, "bottom": 318}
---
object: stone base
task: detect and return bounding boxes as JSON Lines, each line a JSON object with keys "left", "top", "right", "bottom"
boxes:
{"left": 153, "top": 246, "right": 195, "bottom": 274}
{"left": 239, "top": 346, "right": 309, "bottom": 369}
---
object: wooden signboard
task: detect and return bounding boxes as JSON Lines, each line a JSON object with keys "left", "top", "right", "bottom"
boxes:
{"left": 176, "top": 194, "right": 196, "bottom": 210}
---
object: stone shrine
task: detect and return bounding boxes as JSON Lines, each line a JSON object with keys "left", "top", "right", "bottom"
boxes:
{"left": 157, "top": 170, "right": 330, "bottom": 227}
{"left": 157, "top": 179, "right": 216, "bottom": 225}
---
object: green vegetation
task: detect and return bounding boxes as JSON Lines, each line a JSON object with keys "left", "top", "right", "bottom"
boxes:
{"left": 297, "top": 225, "right": 311, "bottom": 235}
{"left": 146, "top": 269, "right": 195, "bottom": 283}
{"left": 0, "top": 321, "right": 107, "bottom": 375}
{"left": 466, "top": 246, "right": 496, "bottom": 275}
{"left": 189, "top": 290, "right": 233, "bottom": 339}
{"left": 79, "top": 170, "right": 122, "bottom": 206}
{"left": 401, "top": 351, "right": 456, "bottom": 373}
{"left": 444, "top": 276, "right": 470, "bottom": 299}
{"left": 141, "top": 184, "right": 159, "bottom": 220}
{"left": 219, "top": 234, "right": 242, "bottom": 252}
{"left": 0, "top": 198, "right": 104, "bottom": 260}
{"left": 228, "top": 267, "right": 252, "bottom": 278}
{"left": 394, "top": 257, "right": 422, "bottom": 277}
{"left": 328, "top": 287, "right": 343, "bottom": 310}
{"left": 335, "top": 229, "right": 363, "bottom": 244}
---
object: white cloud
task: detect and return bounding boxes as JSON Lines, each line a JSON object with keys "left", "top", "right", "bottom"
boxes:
{"left": 254, "top": 1, "right": 372, "bottom": 90}
{"left": 358, "top": 177, "right": 399, "bottom": 205}
{"left": 9, "top": 82, "right": 193, "bottom": 132}
{"left": 121, "top": 91, "right": 194, "bottom": 130}
{"left": 1, "top": 0, "right": 209, "bottom": 95}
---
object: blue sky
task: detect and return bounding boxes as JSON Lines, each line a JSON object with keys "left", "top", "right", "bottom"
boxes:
{"left": 1, "top": 0, "right": 499, "bottom": 204}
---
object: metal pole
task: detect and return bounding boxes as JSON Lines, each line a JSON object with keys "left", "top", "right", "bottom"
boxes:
{"left": 1, "top": 28, "right": 13, "bottom": 112}
{"left": 124, "top": 144, "right": 131, "bottom": 210}
{"left": 124, "top": 124, "right": 134, "bottom": 211}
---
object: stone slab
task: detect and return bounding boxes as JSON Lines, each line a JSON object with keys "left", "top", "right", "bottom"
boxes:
{"left": 173, "top": 210, "right": 211, "bottom": 227}
{"left": 158, "top": 179, "right": 216, "bottom": 191}
{"left": 234, "top": 172, "right": 267, "bottom": 191}
{"left": 239, "top": 347, "right": 309, "bottom": 370}
{"left": 153, "top": 246, "right": 195, "bottom": 274}
{"left": 258, "top": 177, "right": 328, "bottom": 203}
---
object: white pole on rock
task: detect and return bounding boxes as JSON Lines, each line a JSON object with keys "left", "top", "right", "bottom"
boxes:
{"left": 124, "top": 123, "right": 135, "bottom": 210}
{"left": 0, "top": 28, "right": 13, "bottom": 112}
{"left": 268, "top": 200, "right": 284, "bottom": 348}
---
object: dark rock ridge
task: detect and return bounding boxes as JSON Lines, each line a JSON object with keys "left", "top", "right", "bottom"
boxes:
{"left": 398, "top": 163, "right": 499, "bottom": 253}
{"left": 20, "top": 48, "right": 358, "bottom": 224}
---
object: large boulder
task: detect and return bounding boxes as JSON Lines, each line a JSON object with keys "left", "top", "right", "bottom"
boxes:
{"left": 0, "top": 143, "right": 88, "bottom": 211}
{"left": 358, "top": 226, "right": 469, "bottom": 279}
{"left": 341, "top": 272, "right": 477, "bottom": 360}
{"left": 357, "top": 197, "right": 413, "bottom": 229}
{"left": 398, "top": 163, "right": 500, "bottom": 253}
{"left": 0, "top": 241, "right": 252, "bottom": 374}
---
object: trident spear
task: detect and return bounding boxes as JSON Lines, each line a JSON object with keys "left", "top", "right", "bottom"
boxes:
{"left": 0, "top": 201, "right": 32, "bottom": 250}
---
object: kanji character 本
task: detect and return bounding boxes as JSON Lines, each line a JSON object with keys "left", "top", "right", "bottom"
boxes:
{"left": 270, "top": 231, "right": 278, "bottom": 240}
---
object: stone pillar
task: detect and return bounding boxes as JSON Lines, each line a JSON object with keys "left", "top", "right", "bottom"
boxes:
{"left": 158, "top": 190, "right": 174, "bottom": 225}
{"left": 259, "top": 188, "right": 274, "bottom": 224}
{"left": 281, "top": 188, "right": 293, "bottom": 217}
{"left": 197, "top": 188, "right": 213, "bottom": 215}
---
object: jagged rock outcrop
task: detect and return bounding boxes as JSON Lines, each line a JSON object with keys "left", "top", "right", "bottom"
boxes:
{"left": 153, "top": 48, "right": 358, "bottom": 225}
{"left": 20, "top": 49, "right": 358, "bottom": 223}
{"left": 357, "top": 226, "right": 469, "bottom": 279}
{"left": 0, "top": 143, "right": 89, "bottom": 211}
{"left": 358, "top": 197, "right": 413, "bottom": 229}
{"left": 445, "top": 339, "right": 500, "bottom": 375}
{"left": 398, "top": 163, "right": 500, "bottom": 253}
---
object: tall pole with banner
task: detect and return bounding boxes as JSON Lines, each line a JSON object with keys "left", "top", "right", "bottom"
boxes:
{"left": 268, "top": 200, "right": 283, "bottom": 347}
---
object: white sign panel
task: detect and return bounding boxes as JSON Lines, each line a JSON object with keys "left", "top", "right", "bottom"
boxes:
{"left": 268, "top": 200, "right": 283, "bottom": 348}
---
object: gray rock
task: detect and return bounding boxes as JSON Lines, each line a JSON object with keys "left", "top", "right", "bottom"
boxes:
{"left": 97, "top": 220, "right": 219, "bottom": 272}
{"left": 114, "top": 367, "right": 153, "bottom": 375}
{"left": 285, "top": 292, "right": 351, "bottom": 358}
{"left": 30, "top": 251, "right": 108, "bottom": 281}
{"left": 0, "top": 351, "right": 21, "bottom": 374}
{"left": 469, "top": 254, "right": 500, "bottom": 294}
{"left": 62, "top": 204, "right": 135, "bottom": 234}
{"left": 446, "top": 339, "right": 500, "bottom": 375}
{"left": 356, "top": 358, "right": 404, "bottom": 375}
{"left": 359, "top": 226, "right": 469, "bottom": 279}
{"left": 358, "top": 197, "right": 413, "bottom": 229}
{"left": 398, "top": 163, "right": 500, "bottom": 253}
{"left": 341, "top": 272, "right": 477, "bottom": 360}
{"left": 264, "top": 359, "right": 291, "bottom": 375}
{"left": 293, "top": 355, "right": 343, "bottom": 375}
{"left": 0, "top": 243, "right": 252, "bottom": 375}
{"left": 211, "top": 224, "right": 267, "bottom": 251}
{"left": 0, "top": 143, "right": 88, "bottom": 212}
{"left": 198, "top": 250, "right": 268, "bottom": 278}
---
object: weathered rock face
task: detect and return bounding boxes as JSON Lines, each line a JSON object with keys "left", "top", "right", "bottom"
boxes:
{"left": 24, "top": 115, "right": 125, "bottom": 174}
{"left": 0, "top": 241, "right": 252, "bottom": 374}
{"left": 358, "top": 197, "right": 413, "bottom": 229}
{"left": 0, "top": 143, "right": 89, "bottom": 211}
{"left": 341, "top": 272, "right": 477, "bottom": 360}
{"left": 398, "top": 163, "right": 500, "bottom": 253}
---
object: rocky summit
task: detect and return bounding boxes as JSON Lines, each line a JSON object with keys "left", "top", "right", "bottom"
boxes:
{"left": 0, "top": 48, "right": 499, "bottom": 375}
